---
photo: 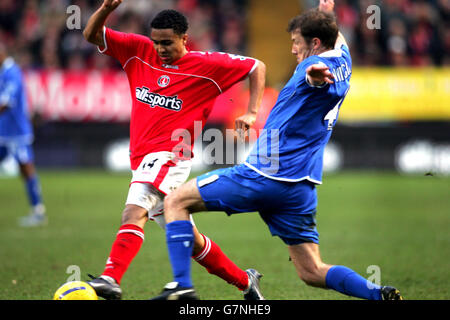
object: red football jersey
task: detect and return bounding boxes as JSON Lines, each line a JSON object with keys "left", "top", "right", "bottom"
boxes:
{"left": 99, "top": 27, "right": 258, "bottom": 170}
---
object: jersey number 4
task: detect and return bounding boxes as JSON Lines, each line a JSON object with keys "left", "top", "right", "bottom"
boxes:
{"left": 324, "top": 88, "right": 349, "bottom": 130}
{"left": 324, "top": 100, "right": 341, "bottom": 130}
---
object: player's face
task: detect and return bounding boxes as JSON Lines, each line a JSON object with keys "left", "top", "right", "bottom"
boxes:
{"left": 291, "top": 30, "right": 316, "bottom": 63}
{"left": 150, "top": 28, "right": 188, "bottom": 65}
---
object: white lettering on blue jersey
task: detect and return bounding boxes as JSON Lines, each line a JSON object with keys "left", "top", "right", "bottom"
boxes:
{"left": 245, "top": 45, "right": 352, "bottom": 184}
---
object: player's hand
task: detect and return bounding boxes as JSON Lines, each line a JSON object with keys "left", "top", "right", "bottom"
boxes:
{"left": 318, "top": 0, "right": 335, "bottom": 13}
{"left": 306, "top": 63, "right": 334, "bottom": 85}
{"left": 102, "top": 0, "right": 122, "bottom": 11}
{"left": 235, "top": 112, "right": 256, "bottom": 140}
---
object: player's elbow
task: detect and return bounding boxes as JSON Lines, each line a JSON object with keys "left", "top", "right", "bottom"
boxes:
{"left": 82, "top": 28, "right": 93, "bottom": 42}
{"left": 83, "top": 27, "right": 100, "bottom": 45}
{"left": 256, "top": 60, "right": 266, "bottom": 77}
{"left": 249, "top": 60, "right": 266, "bottom": 86}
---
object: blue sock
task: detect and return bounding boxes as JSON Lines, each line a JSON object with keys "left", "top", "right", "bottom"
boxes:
{"left": 166, "top": 220, "right": 194, "bottom": 288}
{"left": 325, "top": 265, "right": 382, "bottom": 300}
{"left": 25, "top": 175, "right": 43, "bottom": 208}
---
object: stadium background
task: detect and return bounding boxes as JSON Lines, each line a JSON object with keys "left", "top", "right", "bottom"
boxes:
{"left": 0, "top": 0, "right": 448, "bottom": 174}
{"left": 0, "top": 0, "right": 449, "bottom": 300}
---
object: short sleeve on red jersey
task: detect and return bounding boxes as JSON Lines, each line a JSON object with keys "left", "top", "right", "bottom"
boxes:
{"left": 206, "top": 52, "right": 258, "bottom": 93}
{"left": 98, "top": 27, "right": 152, "bottom": 66}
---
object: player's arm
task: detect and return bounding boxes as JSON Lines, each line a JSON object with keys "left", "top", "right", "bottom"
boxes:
{"left": 317, "top": 0, "right": 348, "bottom": 49}
{"left": 235, "top": 60, "right": 266, "bottom": 137}
{"left": 83, "top": 0, "right": 122, "bottom": 46}
{"left": 305, "top": 0, "right": 346, "bottom": 87}
{"left": 306, "top": 63, "right": 334, "bottom": 86}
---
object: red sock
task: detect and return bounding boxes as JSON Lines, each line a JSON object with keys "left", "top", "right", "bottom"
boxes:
{"left": 193, "top": 234, "right": 249, "bottom": 290}
{"left": 101, "top": 224, "right": 144, "bottom": 284}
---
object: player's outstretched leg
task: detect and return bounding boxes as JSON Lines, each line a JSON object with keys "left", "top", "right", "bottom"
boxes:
{"left": 325, "top": 265, "right": 403, "bottom": 300}
{"left": 289, "top": 242, "right": 402, "bottom": 300}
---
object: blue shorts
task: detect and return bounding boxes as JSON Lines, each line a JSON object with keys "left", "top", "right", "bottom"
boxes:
{"left": 197, "top": 164, "right": 319, "bottom": 245}
{"left": 0, "top": 143, "right": 34, "bottom": 164}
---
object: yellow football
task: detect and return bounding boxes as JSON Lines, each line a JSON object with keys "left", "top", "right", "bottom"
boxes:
{"left": 53, "top": 281, "right": 98, "bottom": 300}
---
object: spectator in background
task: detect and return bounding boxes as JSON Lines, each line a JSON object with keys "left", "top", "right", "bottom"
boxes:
{"left": 335, "top": 0, "right": 358, "bottom": 51}
{"left": 1, "top": 0, "right": 447, "bottom": 69}
{"left": 386, "top": 18, "right": 408, "bottom": 66}
{"left": 443, "top": 22, "right": 450, "bottom": 65}
{"left": 330, "top": 0, "right": 448, "bottom": 66}
{"left": 0, "top": 0, "right": 250, "bottom": 70}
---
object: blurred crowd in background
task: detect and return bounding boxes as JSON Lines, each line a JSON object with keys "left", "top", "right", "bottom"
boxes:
{"left": 304, "top": 0, "right": 450, "bottom": 66}
{"left": 0, "top": 0, "right": 248, "bottom": 71}
{"left": 0, "top": 0, "right": 449, "bottom": 71}
{"left": 332, "top": 0, "right": 450, "bottom": 66}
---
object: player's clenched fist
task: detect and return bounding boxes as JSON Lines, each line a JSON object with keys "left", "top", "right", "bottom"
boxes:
{"left": 318, "top": 0, "right": 334, "bottom": 13}
{"left": 102, "top": 0, "right": 122, "bottom": 11}
{"left": 235, "top": 112, "right": 257, "bottom": 140}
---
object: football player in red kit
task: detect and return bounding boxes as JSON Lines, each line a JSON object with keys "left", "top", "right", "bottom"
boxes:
{"left": 83, "top": 0, "right": 266, "bottom": 300}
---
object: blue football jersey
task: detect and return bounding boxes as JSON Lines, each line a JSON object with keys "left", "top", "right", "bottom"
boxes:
{"left": 0, "top": 57, "right": 33, "bottom": 145}
{"left": 245, "top": 45, "right": 352, "bottom": 184}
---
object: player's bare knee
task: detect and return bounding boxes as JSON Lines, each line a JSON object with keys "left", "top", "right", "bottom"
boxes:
{"left": 164, "top": 190, "right": 188, "bottom": 212}
{"left": 121, "top": 205, "right": 148, "bottom": 226}
{"left": 164, "top": 192, "right": 177, "bottom": 211}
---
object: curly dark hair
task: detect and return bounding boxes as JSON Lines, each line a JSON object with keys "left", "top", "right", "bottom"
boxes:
{"left": 287, "top": 9, "right": 338, "bottom": 49}
{"left": 150, "top": 9, "right": 189, "bottom": 35}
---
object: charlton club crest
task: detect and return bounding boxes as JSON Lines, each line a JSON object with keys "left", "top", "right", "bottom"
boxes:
{"left": 157, "top": 75, "right": 170, "bottom": 87}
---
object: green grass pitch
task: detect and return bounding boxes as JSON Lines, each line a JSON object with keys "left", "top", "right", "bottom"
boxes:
{"left": 0, "top": 169, "right": 449, "bottom": 300}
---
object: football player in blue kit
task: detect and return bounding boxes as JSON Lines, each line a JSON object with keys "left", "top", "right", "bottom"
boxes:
{"left": 0, "top": 43, "right": 47, "bottom": 227}
{"left": 152, "top": 0, "right": 402, "bottom": 300}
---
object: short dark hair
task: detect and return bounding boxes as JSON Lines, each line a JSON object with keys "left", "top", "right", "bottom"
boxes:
{"left": 287, "top": 9, "right": 338, "bottom": 49}
{"left": 150, "top": 9, "right": 188, "bottom": 35}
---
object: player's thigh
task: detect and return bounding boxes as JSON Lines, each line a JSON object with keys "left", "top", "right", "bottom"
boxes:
{"left": 195, "top": 165, "right": 261, "bottom": 215}
{"left": 125, "top": 183, "right": 165, "bottom": 227}
{"left": 258, "top": 179, "right": 319, "bottom": 245}
{"left": 0, "top": 144, "right": 34, "bottom": 165}
{"left": 165, "top": 178, "right": 206, "bottom": 211}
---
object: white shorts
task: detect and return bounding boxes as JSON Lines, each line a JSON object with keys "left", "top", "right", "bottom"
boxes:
{"left": 125, "top": 151, "right": 192, "bottom": 229}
